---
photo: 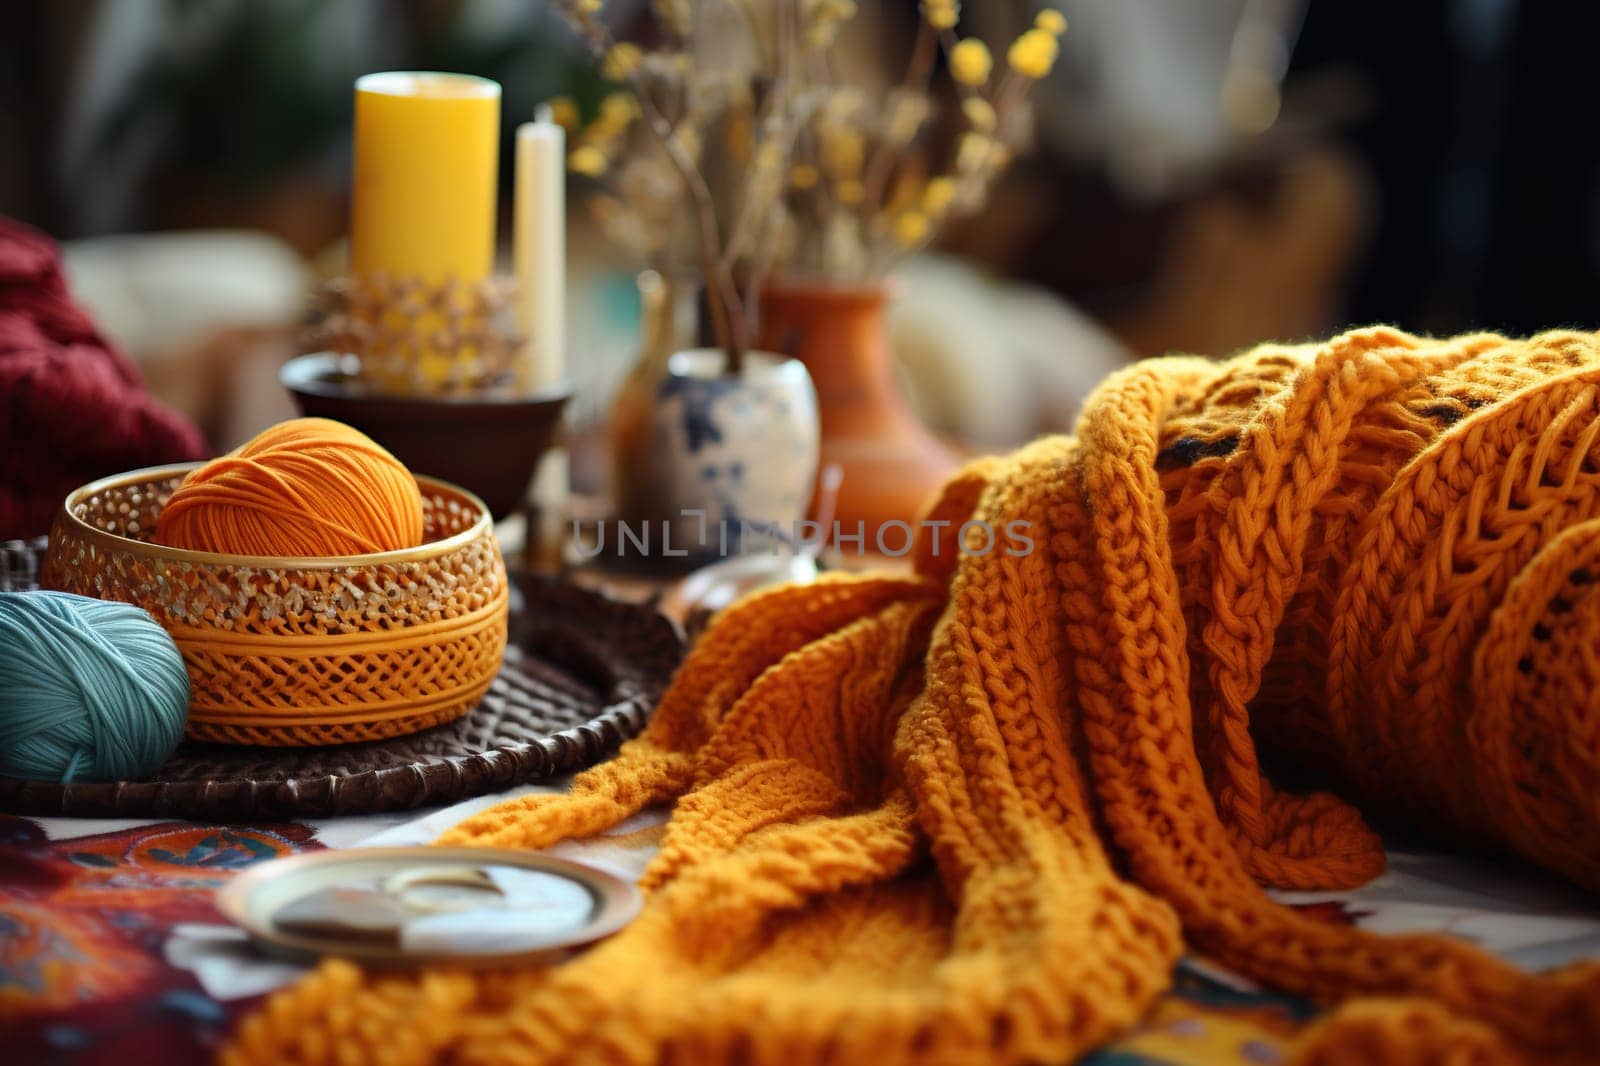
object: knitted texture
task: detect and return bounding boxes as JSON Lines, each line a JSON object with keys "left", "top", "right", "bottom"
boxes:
{"left": 227, "top": 327, "right": 1600, "bottom": 1065}
{"left": 0, "top": 216, "right": 206, "bottom": 539}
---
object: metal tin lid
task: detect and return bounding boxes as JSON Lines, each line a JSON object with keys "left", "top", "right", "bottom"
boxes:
{"left": 217, "top": 847, "right": 642, "bottom": 967}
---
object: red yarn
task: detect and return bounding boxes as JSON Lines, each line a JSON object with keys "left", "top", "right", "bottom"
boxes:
{"left": 0, "top": 216, "right": 206, "bottom": 539}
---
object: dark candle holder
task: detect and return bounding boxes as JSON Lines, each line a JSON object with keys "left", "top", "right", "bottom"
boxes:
{"left": 284, "top": 274, "right": 570, "bottom": 521}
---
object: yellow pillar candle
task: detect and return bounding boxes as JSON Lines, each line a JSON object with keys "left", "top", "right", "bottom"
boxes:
{"left": 351, "top": 71, "right": 501, "bottom": 284}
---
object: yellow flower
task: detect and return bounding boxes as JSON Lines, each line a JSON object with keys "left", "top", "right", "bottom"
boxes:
{"left": 754, "top": 141, "right": 782, "bottom": 174}
{"left": 1035, "top": 8, "right": 1067, "bottom": 35}
{"left": 835, "top": 178, "right": 865, "bottom": 205}
{"left": 949, "top": 38, "right": 992, "bottom": 87}
{"left": 546, "top": 95, "right": 580, "bottom": 131}
{"left": 956, "top": 131, "right": 991, "bottom": 172}
{"left": 789, "top": 163, "right": 820, "bottom": 190}
{"left": 922, "top": 176, "right": 957, "bottom": 215}
{"left": 597, "top": 92, "right": 637, "bottom": 129}
{"left": 568, "top": 145, "right": 609, "bottom": 177}
{"left": 601, "top": 42, "right": 642, "bottom": 80}
{"left": 805, "top": 0, "right": 858, "bottom": 48}
{"left": 1007, "top": 27, "right": 1059, "bottom": 79}
{"left": 585, "top": 95, "right": 636, "bottom": 145}
{"left": 820, "top": 127, "right": 865, "bottom": 179}
{"left": 579, "top": 0, "right": 603, "bottom": 12}
{"left": 962, "top": 96, "right": 996, "bottom": 131}
{"left": 893, "top": 210, "right": 931, "bottom": 247}
{"left": 920, "top": 0, "right": 958, "bottom": 30}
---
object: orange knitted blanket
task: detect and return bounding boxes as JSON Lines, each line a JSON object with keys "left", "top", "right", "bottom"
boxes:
{"left": 228, "top": 327, "right": 1600, "bottom": 1065}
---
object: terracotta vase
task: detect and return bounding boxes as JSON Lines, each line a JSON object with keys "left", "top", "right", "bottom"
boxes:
{"left": 758, "top": 281, "right": 960, "bottom": 539}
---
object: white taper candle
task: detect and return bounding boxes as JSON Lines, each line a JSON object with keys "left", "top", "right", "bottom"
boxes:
{"left": 515, "top": 112, "right": 565, "bottom": 391}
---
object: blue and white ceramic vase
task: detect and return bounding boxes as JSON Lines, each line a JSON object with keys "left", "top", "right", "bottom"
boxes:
{"left": 643, "top": 349, "right": 819, "bottom": 561}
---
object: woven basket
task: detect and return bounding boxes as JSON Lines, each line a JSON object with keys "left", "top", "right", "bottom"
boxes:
{"left": 41, "top": 464, "right": 509, "bottom": 747}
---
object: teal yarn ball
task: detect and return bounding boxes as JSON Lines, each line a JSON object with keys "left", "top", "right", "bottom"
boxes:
{"left": 0, "top": 590, "right": 190, "bottom": 783}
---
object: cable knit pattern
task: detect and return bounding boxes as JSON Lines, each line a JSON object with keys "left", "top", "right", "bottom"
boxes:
{"left": 227, "top": 328, "right": 1600, "bottom": 1064}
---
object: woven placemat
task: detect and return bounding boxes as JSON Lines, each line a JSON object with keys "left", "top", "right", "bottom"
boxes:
{"left": 0, "top": 540, "right": 683, "bottom": 820}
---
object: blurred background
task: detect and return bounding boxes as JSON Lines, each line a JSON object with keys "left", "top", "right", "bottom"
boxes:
{"left": 4, "top": 0, "right": 1599, "bottom": 465}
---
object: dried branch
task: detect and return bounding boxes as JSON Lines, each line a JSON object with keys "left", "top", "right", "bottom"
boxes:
{"left": 557, "top": 1, "right": 1062, "bottom": 298}
{"left": 554, "top": 0, "right": 749, "bottom": 371}
{"left": 859, "top": 15, "right": 939, "bottom": 220}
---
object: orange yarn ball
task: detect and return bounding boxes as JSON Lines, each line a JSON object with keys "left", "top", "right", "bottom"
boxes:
{"left": 154, "top": 418, "right": 425, "bottom": 557}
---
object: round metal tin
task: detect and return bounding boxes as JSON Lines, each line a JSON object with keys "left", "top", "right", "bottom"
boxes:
{"left": 217, "top": 846, "right": 642, "bottom": 967}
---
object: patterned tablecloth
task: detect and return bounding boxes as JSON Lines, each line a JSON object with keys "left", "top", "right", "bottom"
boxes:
{"left": 5, "top": 784, "right": 1600, "bottom": 1065}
